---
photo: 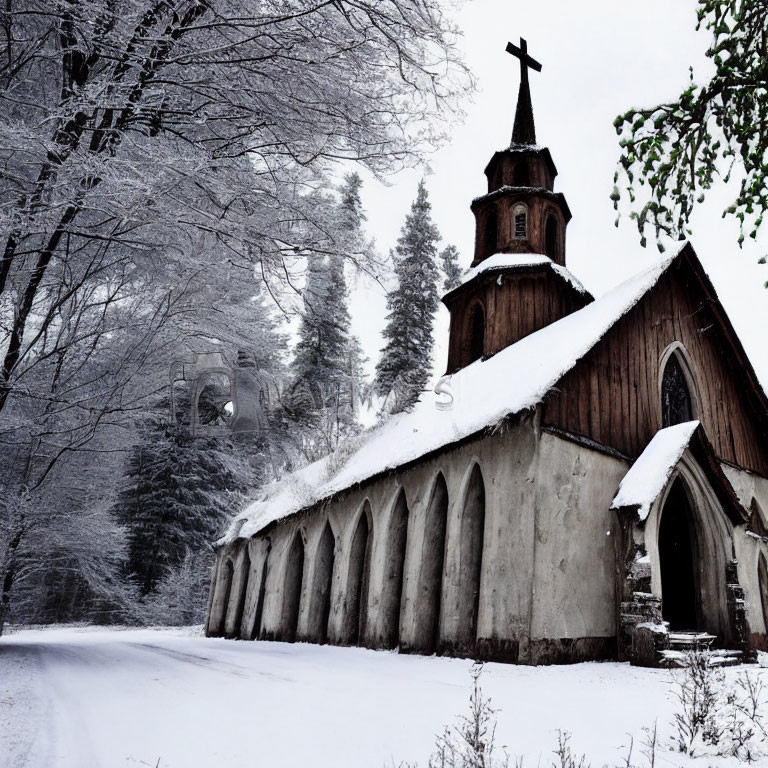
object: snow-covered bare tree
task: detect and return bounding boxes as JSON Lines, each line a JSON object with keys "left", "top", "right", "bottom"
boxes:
{"left": 375, "top": 181, "right": 442, "bottom": 412}
{"left": 0, "top": 0, "right": 470, "bottom": 413}
{"left": 0, "top": 0, "right": 471, "bottom": 632}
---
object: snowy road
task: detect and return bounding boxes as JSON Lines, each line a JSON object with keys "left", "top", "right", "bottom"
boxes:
{"left": 0, "top": 626, "right": 741, "bottom": 768}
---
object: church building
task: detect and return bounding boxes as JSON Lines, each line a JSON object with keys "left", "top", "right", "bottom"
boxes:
{"left": 206, "top": 40, "right": 768, "bottom": 666}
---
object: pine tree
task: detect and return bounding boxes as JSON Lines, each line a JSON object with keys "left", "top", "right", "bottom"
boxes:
{"left": 440, "top": 244, "right": 463, "bottom": 292}
{"left": 340, "top": 172, "right": 366, "bottom": 230}
{"left": 291, "top": 255, "right": 348, "bottom": 415}
{"left": 114, "top": 390, "right": 250, "bottom": 595}
{"left": 375, "top": 180, "right": 441, "bottom": 412}
{"left": 289, "top": 174, "right": 368, "bottom": 458}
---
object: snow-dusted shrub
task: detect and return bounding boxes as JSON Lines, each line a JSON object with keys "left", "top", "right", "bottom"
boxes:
{"left": 551, "top": 731, "right": 588, "bottom": 768}
{"left": 427, "top": 664, "right": 512, "bottom": 768}
{"left": 140, "top": 551, "right": 213, "bottom": 627}
{"left": 670, "top": 651, "right": 768, "bottom": 762}
{"left": 671, "top": 650, "right": 725, "bottom": 755}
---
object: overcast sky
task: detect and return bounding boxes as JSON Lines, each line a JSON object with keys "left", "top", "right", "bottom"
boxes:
{"left": 348, "top": 0, "right": 768, "bottom": 388}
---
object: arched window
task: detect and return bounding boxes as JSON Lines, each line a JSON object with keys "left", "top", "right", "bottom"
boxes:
{"left": 309, "top": 522, "right": 335, "bottom": 644}
{"left": 382, "top": 490, "right": 409, "bottom": 649}
{"left": 661, "top": 353, "right": 694, "bottom": 427}
{"left": 231, "top": 548, "right": 251, "bottom": 637}
{"left": 456, "top": 464, "right": 485, "bottom": 648}
{"left": 251, "top": 544, "right": 271, "bottom": 640}
{"left": 412, "top": 473, "right": 448, "bottom": 654}
{"left": 512, "top": 204, "right": 527, "bottom": 240}
{"left": 282, "top": 532, "right": 305, "bottom": 642}
{"left": 469, "top": 304, "right": 485, "bottom": 363}
{"left": 513, "top": 160, "right": 530, "bottom": 187}
{"left": 750, "top": 498, "right": 767, "bottom": 538}
{"left": 213, "top": 559, "right": 235, "bottom": 636}
{"left": 344, "top": 503, "right": 372, "bottom": 645}
{"left": 759, "top": 553, "right": 768, "bottom": 636}
{"left": 483, "top": 210, "right": 498, "bottom": 257}
{"left": 545, "top": 213, "right": 559, "bottom": 260}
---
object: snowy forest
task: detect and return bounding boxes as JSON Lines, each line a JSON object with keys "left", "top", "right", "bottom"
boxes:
{"left": 0, "top": 0, "right": 472, "bottom": 634}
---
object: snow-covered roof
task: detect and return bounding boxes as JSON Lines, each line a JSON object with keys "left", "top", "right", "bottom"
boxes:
{"left": 448, "top": 253, "right": 588, "bottom": 296}
{"left": 610, "top": 421, "right": 700, "bottom": 521}
{"left": 223, "top": 251, "right": 680, "bottom": 544}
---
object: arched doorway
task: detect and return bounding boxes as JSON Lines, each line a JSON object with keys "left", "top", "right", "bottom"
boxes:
{"left": 344, "top": 505, "right": 372, "bottom": 645}
{"left": 412, "top": 473, "right": 448, "bottom": 653}
{"left": 456, "top": 464, "right": 485, "bottom": 648}
{"left": 381, "top": 490, "right": 410, "bottom": 649}
{"left": 658, "top": 478, "right": 700, "bottom": 630}
{"left": 282, "top": 532, "right": 304, "bottom": 642}
{"left": 309, "top": 522, "right": 335, "bottom": 644}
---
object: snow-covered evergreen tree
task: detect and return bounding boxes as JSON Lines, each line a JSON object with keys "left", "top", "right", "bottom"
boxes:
{"left": 340, "top": 172, "right": 366, "bottom": 231}
{"left": 336, "top": 172, "right": 369, "bottom": 422}
{"left": 114, "top": 389, "right": 251, "bottom": 596}
{"left": 289, "top": 254, "right": 351, "bottom": 449}
{"left": 289, "top": 174, "right": 369, "bottom": 459}
{"left": 440, "top": 244, "right": 464, "bottom": 292}
{"left": 375, "top": 181, "right": 441, "bottom": 412}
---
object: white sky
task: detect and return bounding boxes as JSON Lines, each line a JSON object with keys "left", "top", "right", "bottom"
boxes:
{"left": 348, "top": 0, "right": 768, "bottom": 389}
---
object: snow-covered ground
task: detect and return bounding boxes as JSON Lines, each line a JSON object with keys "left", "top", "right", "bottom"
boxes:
{"left": 0, "top": 626, "right": 763, "bottom": 768}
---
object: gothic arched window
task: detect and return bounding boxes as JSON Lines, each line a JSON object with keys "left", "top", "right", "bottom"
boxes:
{"left": 750, "top": 499, "right": 767, "bottom": 539}
{"left": 483, "top": 210, "right": 497, "bottom": 257}
{"left": 661, "top": 353, "right": 694, "bottom": 427}
{"left": 469, "top": 304, "right": 485, "bottom": 363}
{"left": 513, "top": 160, "right": 530, "bottom": 187}
{"left": 545, "top": 213, "right": 558, "bottom": 260}
{"left": 512, "top": 203, "right": 527, "bottom": 240}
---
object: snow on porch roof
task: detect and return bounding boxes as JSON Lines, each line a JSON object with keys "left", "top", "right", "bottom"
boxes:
{"left": 610, "top": 421, "right": 700, "bottom": 521}
{"left": 223, "top": 250, "right": 681, "bottom": 544}
{"left": 444, "top": 252, "right": 589, "bottom": 299}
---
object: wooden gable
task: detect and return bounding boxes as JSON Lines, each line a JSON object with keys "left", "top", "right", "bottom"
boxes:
{"left": 542, "top": 245, "right": 768, "bottom": 477}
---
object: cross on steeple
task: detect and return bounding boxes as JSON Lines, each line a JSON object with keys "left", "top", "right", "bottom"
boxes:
{"left": 506, "top": 37, "right": 542, "bottom": 146}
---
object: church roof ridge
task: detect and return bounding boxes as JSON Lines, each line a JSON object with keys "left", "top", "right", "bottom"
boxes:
{"left": 223, "top": 250, "right": 684, "bottom": 544}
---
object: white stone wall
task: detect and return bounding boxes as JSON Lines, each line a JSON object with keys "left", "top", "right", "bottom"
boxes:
{"left": 208, "top": 416, "right": 638, "bottom": 664}
{"left": 530, "top": 432, "right": 627, "bottom": 652}
{"left": 723, "top": 464, "right": 768, "bottom": 644}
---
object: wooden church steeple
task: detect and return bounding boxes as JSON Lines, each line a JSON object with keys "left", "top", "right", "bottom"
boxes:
{"left": 509, "top": 37, "right": 539, "bottom": 146}
{"left": 471, "top": 38, "right": 571, "bottom": 268}
{"left": 443, "top": 39, "right": 589, "bottom": 374}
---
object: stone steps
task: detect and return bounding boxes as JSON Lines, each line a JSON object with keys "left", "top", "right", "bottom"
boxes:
{"left": 667, "top": 631, "right": 716, "bottom": 649}
{"left": 659, "top": 631, "right": 743, "bottom": 667}
{"left": 660, "top": 648, "right": 744, "bottom": 667}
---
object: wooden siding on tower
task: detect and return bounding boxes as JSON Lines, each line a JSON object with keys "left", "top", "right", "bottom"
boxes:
{"left": 445, "top": 269, "right": 588, "bottom": 373}
{"left": 472, "top": 194, "right": 567, "bottom": 266}
{"left": 542, "top": 258, "right": 768, "bottom": 477}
